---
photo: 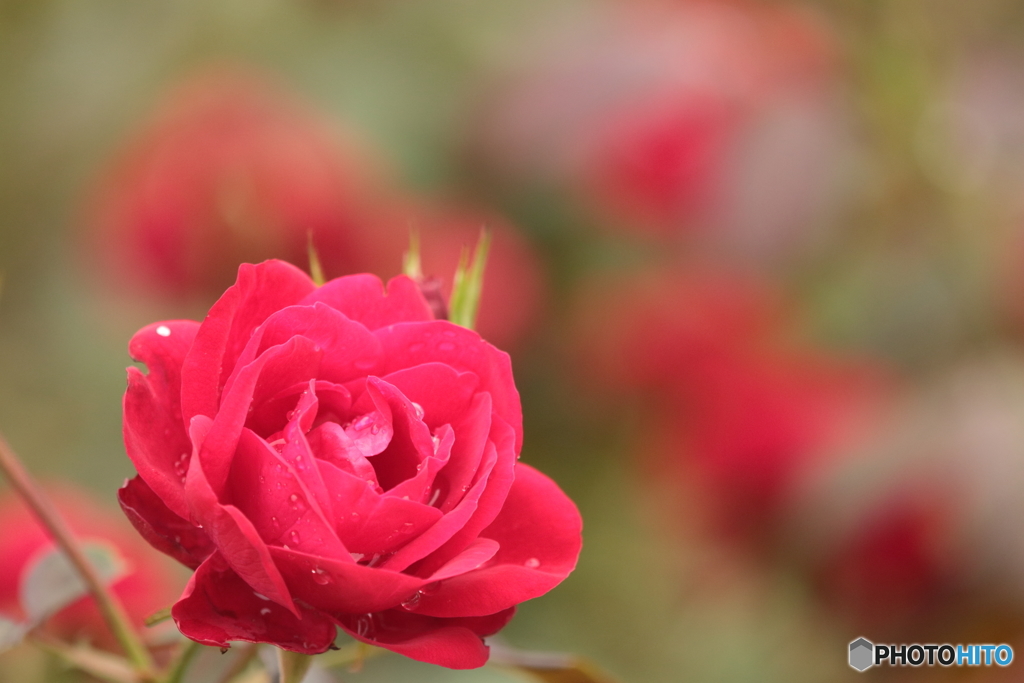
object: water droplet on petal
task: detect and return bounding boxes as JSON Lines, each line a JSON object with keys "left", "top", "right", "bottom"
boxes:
{"left": 355, "top": 614, "right": 373, "bottom": 638}
{"left": 260, "top": 608, "right": 272, "bottom": 616}
{"left": 427, "top": 488, "right": 442, "bottom": 507}
{"left": 411, "top": 402, "right": 425, "bottom": 420}
{"left": 311, "top": 567, "right": 331, "bottom": 585}
{"left": 253, "top": 592, "right": 271, "bottom": 601}
{"left": 289, "top": 530, "right": 300, "bottom": 544}
{"left": 525, "top": 558, "right": 541, "bottom": 569}
{"left": 400, "top": 592, "right": 421, "bottom": 611}
{"left": 156, "top": 325, "right": 171, "bottom": 337}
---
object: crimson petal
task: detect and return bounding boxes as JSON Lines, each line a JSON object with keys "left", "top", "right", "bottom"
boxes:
{"left": 410, "top": 464, "right": 582, "bottom": 618}
{"left": 172, "top": 552, "right": 336, "bottom": 654}
{"left": 118, "top": 475, "right": 214, "bottom": 569}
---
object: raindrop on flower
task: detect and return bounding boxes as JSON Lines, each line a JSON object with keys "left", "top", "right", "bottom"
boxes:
{"left": 311, "top": 567, "right": 331, "bottom": 585}
{"left": 524, "top": 558, "right": 541, "bottom": 569}
{"left": 289, "top": 530, "right": 300, "bottom": 544}
{"left": 400, "top": 592, "right": 421, "bottom": 611}
{"left": 260, "top": 608, "right": 271, "bottom": 616}
{"left": 411, "top": 402, "right": 425, "bottom": 420}
{"left": 355, "top": 614, "right": 373, "bottom": 638}
{"left": 156, "top": 325, "right": 171, "bottom": 337}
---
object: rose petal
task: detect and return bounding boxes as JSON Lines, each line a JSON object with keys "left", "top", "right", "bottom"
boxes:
{"left": 185, "top": 416, "right": 298, "bottom": 615}
{"left": 432, "top": 393, "right": 492, "bottom": 513}
{"left": 270, "top": 545, "right": 426, "bottom": 614}
{"left": 301, "top": 274, "right": 434, "bottom": 330}
{"left": 359, "top": 378, "right": 436, "bottom": 491}
{"left": 181, "top": 260, "right": 315, "bottom": 424}
{"left": 381, "top": 440, "right": 499, "bottom": 572}
{"left": 412, "top": 414, "right": 517, "bottom": 577}
{"left": 197, "top": 336, "right": 321, "bottom": 495}
{"left": 428, "top": 538, "right": 500, "bottom": 583}
{"left": 334, "top": 607, "right": 515, "bottom": 669}
{"left": 379, "top": 363, "right": 479, "bottom": 431}
{"left": 317, "top": 461, "right": 442, "bottom": 557}
{"left": 225, "top": 303, "right": 383, "bottom": 396}
{"left": 375, "top": 321, "right": 522, "bottom": 453}
{"left": 172, "top": 552, "right": 336, "bottom": 654}
{"left": 118, "top": 475, "right": 214, "bottom": 569}
{"left": 123, "top": 320, "right": 199, "bottom": 519}
{"left": 226, "top": 429, "right": 347, "bottom": 559}
{"left": 385, "top": 425, "right": 454, "bottom": 504}
{"left": 308, "top": 422, "right": 379, "bottom": 488}
{"left": 410, "top": 464, "right": 582, "bottom": 618}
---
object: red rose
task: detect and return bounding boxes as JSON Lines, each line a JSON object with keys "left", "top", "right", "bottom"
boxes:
{"left": 117, "top": 259, "right": 581, "bottom": 668}
{"left": 0, "top": 484, "right": 181, "bottom": 650}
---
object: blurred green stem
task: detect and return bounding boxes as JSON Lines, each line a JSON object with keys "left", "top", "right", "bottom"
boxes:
{"left": 160, "top": 640, "right": 202, "bottom": 683}
{"left": 0, "top": 432, "right": 156, "bottom": 680}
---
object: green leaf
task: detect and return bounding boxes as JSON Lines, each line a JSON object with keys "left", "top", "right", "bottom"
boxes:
{"left": 20, "top": 541, "right": 126, "bottom": 623}
{"left": 0, "top": 615, "right": 27, "bottom": 653}
{"left": 448, "top": 227, "right": 491, "bottom": 330}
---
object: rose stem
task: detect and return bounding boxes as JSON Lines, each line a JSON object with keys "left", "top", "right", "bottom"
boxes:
{"left": 0, "top": 432, "right": 156, "bottom": 679}
{"left": 160, "top": 639, "right": 202, "bottom": 683}
{"left": 214, "top": 642, "right": 259, "bottom": 683}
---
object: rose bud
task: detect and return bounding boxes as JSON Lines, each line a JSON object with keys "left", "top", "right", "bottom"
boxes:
{"left": 0, "top": 483, "right": 181, "bottom": 650}
{"left": 83, "top": 66, "right": 385, "bottom": 299}
{"left": 471, "top": 0, "right": 849, "bottom": 263}
{"left": 118, "top": 260, "right": 581, "bottom": 668}
{"left": 361, "top": 201, "right": 547, "bottom": 351}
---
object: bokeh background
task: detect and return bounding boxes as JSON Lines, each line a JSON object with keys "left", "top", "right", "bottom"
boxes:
{"left": 4, "top": 0, "right": 1024, "bottom": 680}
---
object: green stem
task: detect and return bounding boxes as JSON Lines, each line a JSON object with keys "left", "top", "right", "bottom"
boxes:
{"left": 215, "top": 643, "right": 259, "bottom": 683}
{"left": 278, "top": 649, "right": 313, "bottom": 683}
{"left": 0, "top": 432, "right": 156, "bottom": 679}
{"left": 31, "top": 632, "right": 139, "bottom": 683}
{"left": 160, "top": 640, "right": 202, "bottom": 683}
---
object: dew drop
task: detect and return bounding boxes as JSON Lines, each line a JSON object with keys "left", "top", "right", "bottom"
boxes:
{"left": 349, "top": 511, "right": 360, "bottom": 520}
{"left": 355, "top": 614, "right": 373, "bottom": 638}
{"left": 260, "top": 608, "right": 272, "bottom": 616}
{"left": 156, "top": 325, "right": 171, "bottom": 337}
{"left": 411, "top": 402, "right": 425, "bottom": 420}
{"left": 427, "top": 488, "right": 442, "bottom": 507}
{"left": 270, "top": 516, "right": 279, "bottom": 528}
{"left": 408, "top": 342, "right": 425, "bottom": 353}
{"left": 524, "top": 558, "right": 541, "bottom": 569}
{"left": 400, "top": 592, "right": 421, "bottom": 611}
{"left": 253, "top": 592, "right": 271, "bottom": 601}
{"left": 289, "top": 530, "right": 300, "bottom": 544}
{"left": 419, "top": 581, "right": 441, "bottom": 596}
{"left": 311, "top": 567, "right": 331, "bottom": 585}
{"left": 350, "top": 552, "right": 365, "bottom": 562}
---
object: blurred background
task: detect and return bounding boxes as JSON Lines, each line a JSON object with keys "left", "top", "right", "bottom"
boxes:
{"left": 4, "top": 0, "right": 1024, "bottom": 680}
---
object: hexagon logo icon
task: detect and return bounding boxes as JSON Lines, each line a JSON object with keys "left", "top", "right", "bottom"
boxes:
{"left": 849, "top": 638, "right": 874, "bottom": 671}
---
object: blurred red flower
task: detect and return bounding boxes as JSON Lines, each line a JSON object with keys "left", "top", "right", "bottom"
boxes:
{"left": 0, "top": 484, "right": 181, "bottom": 650}
{"left": 84, "top": 66, "right": 385, "bottom": 298}
{"left": 572, "top": 265, "right": 894, "bottom": 541}
{"left": 474, "top": 0, "right": 848, "bottom": 261}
